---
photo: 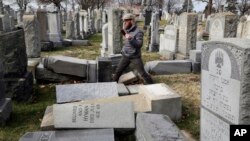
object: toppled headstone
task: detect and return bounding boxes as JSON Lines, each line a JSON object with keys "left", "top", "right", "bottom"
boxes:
{"left": 118, "top": 71, "right": 138, "bottom": 84}
{"left": 126, "top": 85, "right": 142, "bottom": 95}
{"left": 53, "top": 102, "right": 135, "bottom": 129}
{"left": 40, "top": 106, "right": 54, "bottom": 130}
{"left": 56, "top": 82, "right": 119, "bottom": 103}
{"left": 42, "top": 56, "right": 88, "bottom": 77}
{"left": 19, "top": 129, "right": 115, "bottom": 141}
{"left": 35, "top": 63, "right": 81, "bottom": 83}
{"left": 117, "top": 83, "right": 129, "bottom": 96}
{"left": 97, "top": 57, "right": 112, "bottom": 82}
{"left": 139, "top": 83, "right": 182, "bottom": 120}
{"left": 145, "top": 60, "right": 192, "bottom": 75}
{"left": 72, "top": 40, "right": 89, "bottom": 46}
{"left": 136, "top": 113, "right": 186, "bottom": 141}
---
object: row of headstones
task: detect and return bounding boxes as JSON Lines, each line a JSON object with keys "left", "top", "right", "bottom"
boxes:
{"left": 19, "top": 82, "right": 184, "bottom": 141}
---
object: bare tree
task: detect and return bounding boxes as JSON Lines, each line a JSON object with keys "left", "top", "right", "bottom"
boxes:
{"left": 237, "top": 0, "right": 250, "bottom": 15}
{"left": 38, "top": 0, "right": 64, "bottom": 9}
{"left": 165, "top": 0, "right": 181, "bottom": 13}
{"left": 16, "top": 0, "right": 31, "bottom": 11}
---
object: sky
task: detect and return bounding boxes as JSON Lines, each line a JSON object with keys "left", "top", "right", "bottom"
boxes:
{"left": 2, "top": 0, "right": 208, "bottom": 12}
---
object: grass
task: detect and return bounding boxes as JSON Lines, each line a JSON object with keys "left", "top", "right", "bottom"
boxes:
{"left": 0, "top": 26, "right": 200, "bottom": 141}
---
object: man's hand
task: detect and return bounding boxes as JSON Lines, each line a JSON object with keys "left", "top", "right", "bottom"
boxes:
{"left": 125, "top": 34, "right": 133, "bottom": 40}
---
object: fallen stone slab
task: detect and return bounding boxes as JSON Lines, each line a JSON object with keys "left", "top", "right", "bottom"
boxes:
{"left": 136, "top": 113, "right": 186, "bottom": 141}
{"left": 0, "top": 98, "right": 12, "bottom": 126}
{"left": 72, "top": 40, "right": 89, "bottom": 46}
{"left": 56, "top": 82, "right": 119, "bottom": 103}
{"left": 35, "top": 63, "right": 81, "bottom": 83}
{"left": 117, "top": 83, "right": 130, "bottom": 96}
{"left": 118, "top": 71, "right": 138, "bottom": 84}
{"left": 53, "top": 102, "right": 135, "bottom": 129}
{"left": 126, "top": 85, "right": 142, "bottom": 95}
{"left": 42, "top": 56, "right": 88, "bottom": 77}
{"left": 40, "top": 106, "right": 54, "bottom": 130}
{"left": 19, "top": 129, "right": 115, "bottom": 141}
{"left": 145, "top": 60, "right": 192, "bottom": 75}
{"left": 139, "top": 83, "right": 182, "bottom": 121}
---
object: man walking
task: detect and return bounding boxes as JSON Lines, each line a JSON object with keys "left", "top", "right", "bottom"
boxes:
{"left": 113, "top": 13, "right": 153, "bottom": 84}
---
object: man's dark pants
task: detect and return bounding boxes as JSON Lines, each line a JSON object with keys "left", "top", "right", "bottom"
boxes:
{"left": 113, "top": 55, "right": 153, "bottom": 84}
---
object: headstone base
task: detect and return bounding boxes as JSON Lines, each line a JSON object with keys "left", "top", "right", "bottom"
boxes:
{"left": 41, "top": 41, "right": 54, "bottom": 51}
{"left": 175, "top": 53, "right": 188, "bottom": 60}
{"left": 72, "top": 40, "right": 89, "bottom": 46}
{"left": 192, "top": 62, "right": 201, "bottom": 74}
{"left": 0, "top": 98, "right": 12, "bottom": 126}
{"left": 4, "top": 72, "right": 33, "bottom": 101}
{"left": 63, "top": 39, "right": 73, "bottom": 47}
{"left": 159, "top": 50, "right": 175, "bottom": 60}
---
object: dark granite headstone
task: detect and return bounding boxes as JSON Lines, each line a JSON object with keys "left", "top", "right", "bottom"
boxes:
{"left": 97, "top": 57, "right": 112, "bottom": 82}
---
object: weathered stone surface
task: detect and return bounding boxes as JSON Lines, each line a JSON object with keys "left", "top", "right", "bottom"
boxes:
{"left": 178, "top": 13, "right": 197, "bottom": 57}
{"left": 159, "top": 25, "right": 178, "bottom": 54}
{"left": 0, "top": 29, "right": 27, "bottom": 78}
{"left": 139, "top": 83, "right": 182, "bottom": 120}
{"left": 0, "top": 14, "right": 11, "bottom": 33}
{"left": 97, "top": 57, "right": 112, "bottom": 82}
{"left": 126, "top": 85, "right": 142, "bottom": 95}
{"left": 3, "top": 72, "right": 33, "bottom": 101}
{"left": 42, "top": 56, "right": 88, "bottom": 77}
{"left": 37, "top": 8, "right": 49, "bottom": 42}
{"left": 27, "top": 59, "right": 39, "bottom": 84}
{"left": 41, "top": 106, "right": 54, "bottom": 130}
{"left": 48, "top": 12, "right": 62, "bottom": 42}
{"left": 56, "top": 82, "right": 119, "bottom": 103}
{"left": 0, "top": 98, "right": 12, "bottom": 126}
{"left": 72, "top": 40, "right": 89, "bottom": 46}
{"left": 118, "top": 71, "right": 138, "bottom": 84}
{"left": 117, "top": 83, "right": 129, "bottom": 96}
{"left": 87, "top": 60, "right": 97, "bottom": 83}
{"left": 149, "top": 13, "right": 159, "bottom": 52}
{"left": 189, "top": 50, "right": 201, "bottom": 63}
{"left": 145, "top": 60, "right": 192, "bottom": 75}
{"left": 196, "top": 41, "right": 207, "bottom": 50}
{"left": 209, "top": 12, "right": 237, "bottom": 40}
{"left": 201, "top": 38, "right": 250, "bottom": 141}
{"left": 19, "top": 129, "right": 115, "bottom": 141}
{"left": 136, "top": 113, "right": 186, "bottom": 141}
{"left": 192, "top": 62, "right": 201, "bottom": 74}
{"left": 41, "top": 41, "right": 54, "bottom": 51}
{"left": 65, "top": 20, "right": 74, "bottom": 39}
{"left": 53, "top": 102, "right": 135, "bottom": 129}
{"left": 35, "top": 63, "right": 81, "bottom": 83}
{"left": 159, "top": 50, "right": 175, "bottom": 60}
{"left": 107, "top": 9, "right": 123, "bottom": 55}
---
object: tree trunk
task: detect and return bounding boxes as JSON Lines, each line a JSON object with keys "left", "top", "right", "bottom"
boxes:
{"left": 208, "top": 0, "right": 212, "bottom": 15}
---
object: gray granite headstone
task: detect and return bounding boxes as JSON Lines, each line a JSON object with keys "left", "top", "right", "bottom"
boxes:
{"left": 201, "top": 38, "right": 250, "bottom": 141}
{"left": 37, "top": 8, "right": 49, "bottom": 42}
{"left": 209, "top": 12, "right": 237, "bottom": 40}
{"left": 117, "top": 83, "right": 129, "bottom": 96}
{"left": 56, "top": 82, "right": 119, "bottom": 103}
{"left": 149, "top": 12, "right": 159, "bottom": 52}
{"left": 144, "top": 60, "right": 192, "bottom": 75}
{"left": 87, "top": 60, "right": 97, "bottom": 83}
{"left": 42, "top": 56, "right": 88, "bottom": 77}
{"left": 53, "top": 102, "right": 135, "bottom": 129}
{"left": 65, "top": 20, "right": 74, "bottom": 39}
{"left": 23, "top": 15, "right": 41, "bottom": 58}
{"left": 177, "top": 12, "right": 197, "bottom": 58}
{"left": 19, "top": 129, "right": 115, "bottom": 141}
{"left": 97, "top": 57, "right": 112, "bottom": 82}
{"left": 136, "top": 113, "right": 186, "bottom": 141}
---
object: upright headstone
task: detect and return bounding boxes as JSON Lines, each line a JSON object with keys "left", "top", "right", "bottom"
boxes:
{"left": 17, "top": 10, "right": 24, "bottom": 24}
{"left": 79, "top": 10, "right": 86, "bottom": 38}
{"left": 83, "top": 11, "right": 89, "bottom": 35}
{"left": 149, "top": 12, "right": 159, "bottom": 52}
{"left": 73, "top": 11, "right": 81, "bottom": 39}
{"left": 0, "top": 0, "right": 3, "bottom": 14}
{"left": 65, "top": 20, "right": 74, "bottom": 39}
{"left": 102, "top": 10, "right": 107, "bottom": 26}
{"left": 209, "top": 12, "right": 237, "bottom": 40}
{"left": 94, "top": 9, "right": 102, "bottom": 33}
{"left": 23, "top": 15, "right": 41, "bottom": 58}
{"left": 144, "top": 6, "right": 152, "bottom": 27}
{"left": 0, "top": 29, "right": 33, "bottom": 101}
{"left": 176, "top": 12, "right": 197, "bottom": 59}
{"left": 0, "top": 14, "right": 11, "bottom": 33}
{"left": 97, "top": 57, "right": 112, "bottom": 82}
{"left": 201, "top": 38, "right": 250, "bottom": 141}
{"left": 101, "top": 23, "right": 108, "bottom": 57}
{"left": 36, "top": 7, "right": 49, "bottom": 42}
{"left": 159, "top": 25, "right": 178, "bottom": 59}
{"left": 19, "top": 129, "right": 115, "bottom": 141}
{"left": 48, "top": 11, "right": 63, "bottom": 46}
{"left": 107, "top": 9, "right": 123, "bottom": 55}
{"left": 237, "top": 16, "right": 250, "bottom": 39}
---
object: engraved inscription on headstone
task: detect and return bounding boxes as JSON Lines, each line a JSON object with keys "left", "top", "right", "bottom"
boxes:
{"left": 210, "top": 19, "right": 224, "bottom": 39}
{"left": 200, "top": 108, "right": 230, "bottom": 141}
{"left": 202, "top": 46, "right": 241, "bottom": 124}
